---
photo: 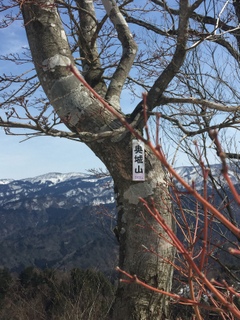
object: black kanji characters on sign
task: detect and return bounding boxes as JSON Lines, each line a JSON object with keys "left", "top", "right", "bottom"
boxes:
{"left": 135, "top": 165, "right": 143, "bottom": 174}
{"left": 134, "top": 144, "right": 144, "bottom": 173}
{"left": 132, "top": 140, "right": 145, "bottom": 181}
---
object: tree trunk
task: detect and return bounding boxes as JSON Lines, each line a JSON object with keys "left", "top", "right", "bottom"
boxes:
{"left": 85, "top": 132, "right": 175, "bottom": 319}
{"left": 106, "top": 137, "right": 175, "bottom": 320}
{"left": 21, "top": 1, "right": 175, "bottom": 318}
{"left": 85, "top": 134, "right": 175, "bottom": 319}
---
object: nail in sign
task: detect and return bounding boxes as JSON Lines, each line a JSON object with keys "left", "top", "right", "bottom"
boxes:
{"left": 132, "top": 139, "right": 145, "bottom": 181}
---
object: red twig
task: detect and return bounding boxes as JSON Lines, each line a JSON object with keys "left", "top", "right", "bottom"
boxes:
{"left": 68, "top": 64, "right": 144, "bottom": 140}
{"left": 69, "top": 66, "right": 240, "bottom": 319}
{"left": 69, "top": 65, "right": 240, "bottom": 238}
{"left": 116, "top": 267, "right": 231, "bottom": 315}
{"left": 199, "top": 157, "right": 210, "bottom": 272}
{"left": 116, "top": 267, "right": 198, "bottom": 304}
{"left": 229, "top": 248, "right": 240, "bottom": 255}
{"left": 209, "top": 130, "right": 240, "bottom": 205}
{"left": 148, "top": 141, "right": 240, "bottom": 239}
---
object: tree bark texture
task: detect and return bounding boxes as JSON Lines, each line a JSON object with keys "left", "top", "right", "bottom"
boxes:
{"left": 109, "top": 140, "right": 175, "bottom": 320}
{"left": 21, "top": 1, "right": 175, "bottom": 318}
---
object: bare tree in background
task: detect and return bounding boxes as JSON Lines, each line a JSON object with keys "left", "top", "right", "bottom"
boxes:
{"left": 1, "top": 0, "right": 240, "bottom": 319}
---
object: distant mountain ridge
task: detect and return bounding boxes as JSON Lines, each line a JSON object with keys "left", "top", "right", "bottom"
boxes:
{"left": 0, "top": 172, "right": 116, "bottom": 273}
{"left": 1, "top": 162, "right": 239, "bottom": 190}
{"left": 0, "top": 172, "right": 115, "bottom": 210}
{"left": 0, "top": 164, "right": 239, "bottom": 273}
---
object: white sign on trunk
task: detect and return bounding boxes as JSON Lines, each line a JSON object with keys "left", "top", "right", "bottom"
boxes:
{"left": 132, "top": 139, "right": 145, "bottom": 181}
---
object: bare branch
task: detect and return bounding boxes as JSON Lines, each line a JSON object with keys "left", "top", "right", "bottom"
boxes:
{"left": 160, "top": 96, "right": 240, "bottom": 113}
{"left": 124, "top": 14, "right": 177, "bottom": 37}
{"left": 0, "top": 118, "right": 127, "bottom": 142}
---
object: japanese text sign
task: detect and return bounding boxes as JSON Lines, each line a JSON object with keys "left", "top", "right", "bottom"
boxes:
{"left": 132, "top": 139, "right": 145, "bottom": 181}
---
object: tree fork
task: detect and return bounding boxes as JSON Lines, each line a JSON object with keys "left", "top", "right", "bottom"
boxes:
{"left": 21, "top": 1, "right": 175, "bottom": 319}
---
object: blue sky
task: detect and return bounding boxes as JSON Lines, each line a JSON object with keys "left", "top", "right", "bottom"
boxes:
{"left": 0, "top": 8, "right": 162, "bottom": 180}
{"left": 0, "top": 4, "right": 212, "bottom": 180}
{"left": 0, "top": 127, "right": 105, "bottom": 179}
{"left": 0, "top": 12, "right": 146, "bottom": 179}
{"left": 0, "top": 17, "right": 107, "bottom": 179}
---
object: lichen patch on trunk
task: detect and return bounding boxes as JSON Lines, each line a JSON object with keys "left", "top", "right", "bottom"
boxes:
{"left": 42, "top": 54, "right": 71, "bottom": 72}
{"left": 123, "top": 182, "right": 153, "bottom": 204}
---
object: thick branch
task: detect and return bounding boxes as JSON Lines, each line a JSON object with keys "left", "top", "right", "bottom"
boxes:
{"left": 232, "top": 0, "right": 240, "bottom": 49}
{"left": 77, "top": 0, "right": 107, "bottom": 94}
{"left": 102, "top": 0, "right": 137, "bottom": 110}
{"left": 21, "top": 0, "right": 120, "bottom": 136}
{"left": 130, "top": 0, "right": 189, "bottom": 123}
{"left": 147, "top": 0, "right": 189, "bottom": 107}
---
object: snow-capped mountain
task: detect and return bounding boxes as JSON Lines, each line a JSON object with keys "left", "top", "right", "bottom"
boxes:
{"left": 1, "top": 162, "right": 238, "bottom": 208}
{"left": 0, "top": 164, "right": 239, "bottom": 273}
{"left": 174, "top": 163, "right": 240, "bottom": 189}
{"left": 0, "top": 172, "right": 117, "bottom": 273}
{"left": 0, "top": 172, "right": 115, "bottom": 211}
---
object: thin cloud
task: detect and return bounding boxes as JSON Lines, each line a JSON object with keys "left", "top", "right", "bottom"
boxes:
{"left": 0, "top": 19, "right": 27, "bottom": 56}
